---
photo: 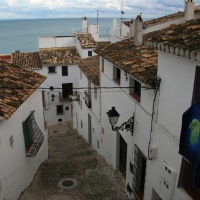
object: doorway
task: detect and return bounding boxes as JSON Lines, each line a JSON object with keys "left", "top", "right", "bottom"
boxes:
{"left": 119, "top": 134, "right": 127, "bottom": 178}
{"left": 88, "top": 114, "right": 92, "bottom": 146}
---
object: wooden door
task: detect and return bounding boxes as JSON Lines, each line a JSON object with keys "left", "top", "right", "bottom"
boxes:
{"left": 119, "top": 135, "right": 127, "bottom": 178}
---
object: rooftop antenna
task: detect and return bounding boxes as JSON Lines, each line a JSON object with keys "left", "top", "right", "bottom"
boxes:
{"left": 97, "top": 10, "right": 99, "bottom": 33}
{"left": 120, "top": 1, "right": 125, "bottom": 36}
{"left": 96, "top": 9, "right": 106, "bottom": 33}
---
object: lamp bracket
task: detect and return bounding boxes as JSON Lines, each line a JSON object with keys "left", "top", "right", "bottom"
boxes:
{"left": 111, "top": 117, "right": 134, "bottom": 134}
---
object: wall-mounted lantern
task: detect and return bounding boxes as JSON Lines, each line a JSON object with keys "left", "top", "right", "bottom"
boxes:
{"left": 107, "top": 107, "right": 134, "bottom": 134}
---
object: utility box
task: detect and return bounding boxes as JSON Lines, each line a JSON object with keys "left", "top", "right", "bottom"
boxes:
{"left": 149, "top": 145, "right": 157, "bottom": 159}
{"left": 161, "top": 161, "right": 177, "bottom": 186}
{"left": 160, "top": 161, "right": 177, "bottom": 200}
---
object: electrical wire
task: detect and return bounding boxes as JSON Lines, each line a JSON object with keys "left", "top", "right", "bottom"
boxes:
{"left": 0, "top": 86, "right": 154, "bottom": 90}
{"left": 147, "top": 77, "right": 161, "bottom": 160}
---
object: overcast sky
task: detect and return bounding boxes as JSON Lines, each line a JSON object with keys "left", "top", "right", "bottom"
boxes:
{"left": 1, "top": 0, "right": 200, "bottom": 19}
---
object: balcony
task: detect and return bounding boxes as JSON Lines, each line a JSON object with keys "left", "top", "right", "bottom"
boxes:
{"left": 59, "top": 92, "right": 71, "bottom": 102}
{"left": 84, "top": 91, "right": 92, "bottom": 108}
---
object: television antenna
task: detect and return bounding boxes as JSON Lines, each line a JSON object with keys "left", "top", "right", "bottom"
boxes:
{"left": 95, "top": 9, "right": 106, "bottom": 33}
{"left": 120, "top": 1, "right": 125, "bottom": 36}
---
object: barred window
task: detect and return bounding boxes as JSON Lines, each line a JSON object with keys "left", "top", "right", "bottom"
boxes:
{"left": 132, "top": 145, "right": 147, "bottom": 200}
{"left": 22, "top": 111, "right": 44, "bottom": 157}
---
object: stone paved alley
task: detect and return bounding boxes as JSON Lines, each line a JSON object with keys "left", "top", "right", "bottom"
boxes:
{"left": 19, "top": 122, "right": 129, "bottom": 200}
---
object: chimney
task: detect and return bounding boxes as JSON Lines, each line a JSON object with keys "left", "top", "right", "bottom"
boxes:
{"left": 129, "top": 19, "right": 134, "bottom": 38}
{"left": 185, "top": 0, "right": 195, "bottom": 21}
{"left": 111, "top": 19, "right": 118, "bottom": 36}
{"left": 82, "top": 16, "right": 88, "bottom": 33}
{"left": 134, "top": 14, "right": 143, "bottom": 46}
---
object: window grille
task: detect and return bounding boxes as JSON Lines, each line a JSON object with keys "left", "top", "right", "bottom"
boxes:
{"left": 57, "top": 105, "right": 64, "bottom": 114}
{"left": 62, "top": 66, "right": 68, "bottom": 76}
{"left": 48, "top": 66, "right": 56, "bottom": 73}
{"left": 22, "top": 110, "right": 44, "bottom": 157}
{"left": 88, "top": 51, "right": 92, "bottom": 56}
{"left": 132, "top": 144, "right": 147, "bottom": 200}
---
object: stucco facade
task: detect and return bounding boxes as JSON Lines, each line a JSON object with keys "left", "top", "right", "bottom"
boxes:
{"left": 35, "top": 64, "right": 79, "bottom": 125}
{"left": 0, "top": 91, "right": 48, "bottom": 200}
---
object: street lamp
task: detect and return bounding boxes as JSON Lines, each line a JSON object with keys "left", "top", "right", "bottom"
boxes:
{"left": 107, "top": 107, "right": 134, "bottom": 134}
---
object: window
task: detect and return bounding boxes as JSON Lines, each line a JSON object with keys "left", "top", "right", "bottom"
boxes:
{"left": 42, "top": 90, "right": 46, "bottom": 108}
{"left": 48, "top": 66, "right": 56, "bottom": 73}
{"left": 94, "top": 87, "right": 97, "bottom": 100}
{"left": 97, "top": 140, "right": 100, "bottom": 149}
{"left": 81, "top": 120, "right": 83, "bottom": 128}
{"left": 57, "top": 105, "right": 64, "bottom": 115}
{"left": 62, "top": 66, "right": 68, "bottom": 76}
{"left": 132, "top": 145, "right": 147, "bottom": 200}
{"left": 80, "top": 70, "right": 82, "bottom": 80}
{"left": 62, "top": 83, "right": 73, "bottom": 99}
{"left": 113, "top": 66, "right": 121, "bottom": 85}
{"left": 65, "top": 106, "right": 69, "bottom": 111}
{"left": 88, "top": 51, "right": 92, "bottom": 57}
{"left": 178, "top": 158, "right": 200, "bottom": 200}
{"left": 102, "top": 58, "right": 104, "bottom": 72}
{"left": 22, "top": 111, "right": 44, "bottom": 157}
{"left": 9, "top": 135, "right": 14, "bottom": 148}
{"left": 192, "top": 66, "right": 200, "bottom": 104}
{"left": 129, "top": 77, "right": 141, "bottom": 103}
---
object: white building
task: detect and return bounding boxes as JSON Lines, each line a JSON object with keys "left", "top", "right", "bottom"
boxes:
{"left": 11, "top": 17, "right": 110, "bottom": 126}
{"left": 144, "top": 17, "right": 200, "bottom": 200}
{"left": 74, "top": 11, "right": 200, "bottom": 200}
{"left": 73, "top": 55, "right": 102, "bottom": 151}
{"left": 0, "top": 60, "right": 48, "bottom": 200}
{"left": 12, "top": 46, "right": 81, "bottom": 126}
{"left": 116, "top": 0, "right": 200, "bottom": 41}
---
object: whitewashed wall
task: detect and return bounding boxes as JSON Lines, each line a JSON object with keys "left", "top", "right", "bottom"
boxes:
{"left": 38, "top": 36, "right": 76, "bottom": 48}
{"left": 35, "top": 65, "right": 79, "bottom": 125}
{"left": 73, "top": 69, "right": 102, "bottom": 147}
{"left": 121, "top": 23, "right": 130, "bottom": 37}
{"left": 99, "top": 58, "right": 156, "bottom": 199}
{"left": 144, "top": 52, "right": 200, "bottom": 200}
{"left": 81, "top": 48, "right": 97, "bottom": 59}
{"left": 143, "top": 18, "right": 185, "bottom": 34}
{"left": 75, "top": 39, "right": 96, "bottom": 59}
{"left": 89, "top": 24, "right": 99, "bottom": 40}
{"left": 0, "top": 91, "right": 48, "bottom": 200}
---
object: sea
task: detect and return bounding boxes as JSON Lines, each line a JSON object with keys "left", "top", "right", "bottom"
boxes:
{"left": 0, "top": 18, "right": 122, "bottom": 54}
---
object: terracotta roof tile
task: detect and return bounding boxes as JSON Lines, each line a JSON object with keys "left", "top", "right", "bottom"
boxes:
{"left": 78, "top": 55, "right": 99, "bottom": 86}
{"left": 122, "top": 6, "right": 200, "bottom": 29}
{"left": 12, "top": 51, "right": 42, "bottom": 70}
{"left": 94, "top": 39, "right": 157, "bottom": 87}
{"left": 144, "top": 18, "right": 200, "bottom": 61}
{"left": 76, "top": 33, "right": 98, "bottom": 49}
{"left": 0, "top": 60, "right": 46, "bottom": 119}
{"left": 0, "top": 55, "right": 11, "bottom": 62}
{"left": 39, "top": 48, "right": 81, "bottom": 66}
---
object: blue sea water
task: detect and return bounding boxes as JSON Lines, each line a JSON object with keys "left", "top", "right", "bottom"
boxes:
{"left": 0, "top": 18, "right": 121, "bottom": 54}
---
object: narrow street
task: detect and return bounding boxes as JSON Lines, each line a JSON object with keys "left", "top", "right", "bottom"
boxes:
{"left": 19, "top": 122, "right": 129, "bottom": 200}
